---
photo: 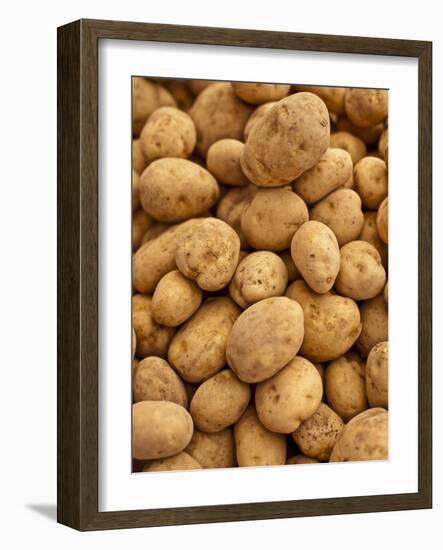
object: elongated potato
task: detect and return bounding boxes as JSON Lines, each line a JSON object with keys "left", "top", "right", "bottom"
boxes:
{"left": 143, "top": 451, "right": 201, "bottom": 472}
{"left": 291, "top": 221, "right": 340, "bottom": 294}
{"left": 232, "top": 82, "right": 290, "bottom": 105}
{"left": 357, "top": 294, "right": 388, "bottom": 357}
{"left": 366, "top": 341, "right": 388, "bottom": 408}
{"left": 132, "top": 295, "right": 175, "bottom": 358}
{"left": 354, "top": 157, "right": 388, "bottom": 209}
{"left": 186, "top": 429, "right": 236, "bottom": 469}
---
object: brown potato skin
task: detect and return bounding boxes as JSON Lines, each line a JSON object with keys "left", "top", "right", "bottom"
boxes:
{"left": 227, "top": 297, "right": 304, "bottom": 383}
{"left": 356, "top": 294, "right": 388, "bottom": 357}
{"left": 293, "top": 148, "right": 353, "bottom": 204}
{"left": 152, "top": 270, "right": 202, "bottom": 327}
{"left": 187, "top": 80, "right": 218, "bottom": 96}
{"left": 163, "top": 79, "right": 195, "bottom": 111}
{"left": 140, "top": 106, "right": 196, "bottom": 162}
{"left": 354, "top": 157, "right": 388, "bottom": 209}
{"left": 207, "top": 139, "right": 250, "bottom": 186}
{"left": 132, "top": 77, "right": 176, "bottom": 136}
{"left": 378, "top": 128, "right": 388, "bottom": 161}
{"left": 232, "top": 82, "right": 290, "bottom": 105}
{"left": 189, "top": 83, "right": 253, "bottom": 156}
{"left": 139, "top": 159, "right": 219, "bottom": 223}
{"left": 366, "top": 341, "right": 388, "bottom": 408}
{"left": 133, "top": 356, "right": 188, "bottom": 407}
{"left": 293, "top": 85, "right": 346, "bottom": 114}
{"left": 358, "top": 211, "right": 388, "bottom": 269}
{"left": 143, "top": 451, "right": 201, "bottom": 472}
{"left": 330, "top": 132, "right": 367, "bottom": 164}
{"left": 241, "top": 92, "right": 330, "bottom": 187}
{"left": 175, "top": 218, "right": 241, "bottom": 291}
{"left": 330, "top": 408, "right": 388, "bottom": 462}
{"left": 292, "top": 403, "right": 345, "bottom": 461}
{"left": 132, "top": 401, "right": 193, "bottom": 460}
{"left": 287, "top": 454, "right": 320, "bottom": 465}
{"left": 243, "top": 102, "right": 278, "bottom": 141}
{"left": 132, "top": 209, "right": 153, "bottom": 251}
{"left": 186, "top": 428, "right": 236, "bottom": 469}
{"left": 256, "top": 356, "right": 323, "bottom": 433}
{"left": 336, "top": 115, "right": 385, "bottom": 145}
{"left": 376, "top": 197, "right": 388, "bottom": 244}
{"left": 325, "top": 352, "right": 368, "bottom": 421}
{"left": 132, "top": 170, "right": 141, "bottom": 211}
{"left": 190, "top": 370, "right": 251, "bottom": 433}
{"left": 234, "top": 405, "right": 287, "bottom": 467}
{"left": 168, "top": 297, "right": 241, "bottom": 383}
{"left": 241, "top": 188, "right": 309, "bottom": 251}
{"left": 285, "top": 280, "right": 362, "bottom": 362}
{"left": 345, "top": 89, "right": 388, "bottom": 128}
{"left": 133, "top": 138, "right": 147, "bottom": 174}
{"left": 132, "top": 295, "right": 175, "bottom": 358}
{"left": 291, "top": 221, "right": 340, "bottom": 294}
{"left": 216, "top": 185, "right": 257, "bottom": 249}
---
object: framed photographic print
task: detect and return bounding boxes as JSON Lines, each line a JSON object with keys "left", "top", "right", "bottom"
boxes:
{"left": 57, "top": 19, "right": 432, "bottom": 531}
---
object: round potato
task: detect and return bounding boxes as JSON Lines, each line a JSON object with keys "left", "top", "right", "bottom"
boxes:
{"left": 132, "top": 400, "right": 193, "bottom": 460}
{"left": 356, "top": 294, "right": 388, "bottom": 357}
{"left": 241, "top": 92, "right": 330, "bottom": 187}
{"left": 132, "top": 170, "right": 141, "bottom": 211}
{"left": 292, "top": 148, "right": 353, "bottom": 204}
{"left": 234, "top": 405, "right": 287, "bottom": 467}
{"left": 325, "top": 352, "right": 368, "bottom": 421}
{"left": 168, "top": 297, "right": 241, "bottom": 383}
{"left": 190, "top": 370, "right": 251, "bottom": 432}
{"left": 186, "top": 428, "right": 236, "bottom": 469}
{"left": 293, "top": 85, "right": 346, "bottom": 114}
{"left": 132, "top": 77, "right": 176, "bottom": 135}
{"left": 232, "top": 82, "right": 290, "bottom": 105}
{"left": 133, "top": 356, "right": 188, "bottom": 407}
{"left": 243, "top": 101, "right": 278, "bottom": 141}
{"left": 152, "top": 270, "right": 202, "bottom": 327}
{"left": 207, "top": 139, "right": 249, "bottom": 186}
{"left": 345, "top": 88, "right": 388, "bottom": 128}
{"left": 285, "top": 280, "right": 362, "bottom": 362}
{"left": 335, "top": 241, "right": 386, "bottom": 301}
{"left": 175, "top": 218, "right": 240, "bottom": 291}
{"left": 287, "top": 454, "right": 320, "bottom": 465}
{"left": 216, "top": 185, "right": 257, "bottom": 248}
{"left": 292, "top": 403, "right": 345, "bottom": 461}
{"left": 139, "top": 106, "right": 196, "bottom": 162}
{"left": 139, "top": 159, "right": 219, "bottom": 222}
{"left": 256, "top": 356, "right": 323, "bottom": 433}
{"left": 132, "top": 209, "right": 153, "bottom": 250}
{"left": 358, "top": 211, "right": 388, "bottom": 268}
{"left": 143, "top": 451, "right": 201, "bottom": 472}
{"left": 330, "top": 408, "right": 388, "bottom": 462}
{"left": 329, "top": 131, "right": 367, "bottom": 164}
{"left": 132, "top": 294, "right": 175, "bottom": 358}
{"left": 229, "top": 251, "right": 288, "bottom": 308}
{"left": 336, "top": 115, "right": 385, "bottom": 145}
{"left": 376, "top": 197, "right": 388, "bottom": 244}
{"left": 241, "top": 188, "right": 309, "bottom": 251}
{"left": 291, "top": 221, "right": 340, "bottom": 294}
{"left": 189, "top": 82, "right": 253, "bottom": 156}
{"left": 227, "top": 297, "right": 304, "bottom": 383}
{"left": 133, "top": 138, "right": 147, "bottom": 174}
{"left": 354, "top": 157, "right": 388, "bottom": 209}
{"left": 310, "top": 189, "right": 364, "bottom": 246}
{"left": 366, "top": 341, "right": 388, "bottom": 408}
{"left": 279, "top": 249, "right": 300, "bottom": 283}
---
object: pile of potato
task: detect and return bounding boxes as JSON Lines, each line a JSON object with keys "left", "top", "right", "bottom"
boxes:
{"left": 132, "top": 78, "right": 389, "bottom": 472}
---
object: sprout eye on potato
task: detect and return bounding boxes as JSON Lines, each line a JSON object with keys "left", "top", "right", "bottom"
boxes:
{"left": 131, "top": 79, "right": 389, "bottom": 472}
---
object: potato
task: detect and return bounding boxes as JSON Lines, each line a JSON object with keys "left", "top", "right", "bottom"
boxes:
{"left": 378, "top": 128, "right": 388, "bottom": 162}
{"left": 229, "top": 251, "right": 288, "bottom": 308}
{"left": 132, "top": 209, "right": 153, "bottom": 250}
{"left": 190, "top": 370, "right": 251, "bottom": 432}
{"left": 330, "top": 408, "right": 388, "bottom": 462}
{"left": 330, "top": 131, "right": 366, "bottom": 164}
{"left": 279, "top": 249, "right": 300, "bottom": 283}
{"left": 139, "top": 107, "right": 196, "bottom": 162}
{"left": 139, "top": 159, "right": 219, "bottom": 222}
{"left": 132, "top": 170, "right": 141, "bottom": 211}
{"left": 163, "top": 80, "right": 195, "bottom": 111}
{"left": 216, "top": 185, "right": 257, "bottom": 248}
{"left": 243, "top": 101, "right": 277, "bottom": 141}
{"left": 292, "top": 403, "right": 345, "bottom": 461}
{"left": 241, "top": 188, "right": 309, "bottom": 251}
{"left": 133, "top": 218, "right": 201, "bottom": 294}
{"left": 133, "top": 139, "right": 147, "bottom": 174}
{"left": 356, "top": 294, "right": 388, "bottom": 357}
{"left": 345, "top": 88, "right": 388, "bottom": 128}
{"left": 189, "top": 83, "right": 253, "bottom": 156}
{"left": 133, "top": 356, "right": 188, "bottom": 407}
{"left": 335, "top": 241, "right": 386, "bottom": 301}
{"left": 132, "top": 358, "right": 140, "bottom": 379}
{"left": 354, "top": 157, "right": 388, "bottom": 209}
{"left": 292, "top": 148, "right": 353, "bottom": 204}
{"left": 132, "top": 295, "right": 175, "bottom": 358}
{"left": 366, "top": 341, "right": 388, "bottom": 408}
{"left": 207, "top": 139, "right": 249, "bottom": 186}
{"left": 358, "top": 211, "right": 388, "bottom": 269}
{"left": 143, "top": 451, "right": 201, "bottom": 472}
{"left": 232, "top": 82, "right": 290, "bottom": 105}
{"left": 187, "top": 79, "right": 217, "bottom": 96}
{"left": 186, "top": 428, "right": 236, "bottom": 468}
{"left": 384, "top": 282, "right": 388, "bottom": 303}
{"left": 227, "top": 297, "right": 304, "bottom": 383}
{"left": 291, "top": 221, "right": 340, "bottom": 294}
{"left": 132, "top": 77, "right": 176, "bottom": 135}
{"left": 132, "top": 328, "right": 137, "bottom": 359}
{"left": 234, "top": 405, "right": 287, "bottom": 466}
{"left": 255, "top": 356, "right": 323, "bottom": 433}
{"left": 376, "top": 197, "right": 388, "bottom": 244}
{"left": 133, "top": 400, "right": 193, "bottom": 460}
{"left": 241, "top": 92, "right": 330, "bottom": 187}
{"left": 141, "top": 222, "right": 172, "bottom": 245}
{"left": 168, "top": 297, "right": 241, "bottom": 383}
{"left": 152, "top": 270, "right": 202, "bottom": 327}
{"left": 325, "top": 352, "right": 368, "bottom": 421}
{"left": 310, "top": 189, "right": 364, "bottom": 246}
{"left": 336, "top": 115, "right": 384, "bottom": 145}
{"left": 285, "top": 280, "right": 361, "bottom": 362}
{"left": 293, "top": 85, "right": 346, "bottom": 114}
{"left": 287, "top": 454, "right": 320, "bottom": 465}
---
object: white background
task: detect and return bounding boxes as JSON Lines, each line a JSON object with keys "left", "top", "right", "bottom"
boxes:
{"left": 0, "top": 1, "right": 441, "bottom": 548}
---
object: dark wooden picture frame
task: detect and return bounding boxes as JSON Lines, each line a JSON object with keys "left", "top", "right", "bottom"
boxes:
{"left": 57, "top": 18, "right": 432, "bottom": 531}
